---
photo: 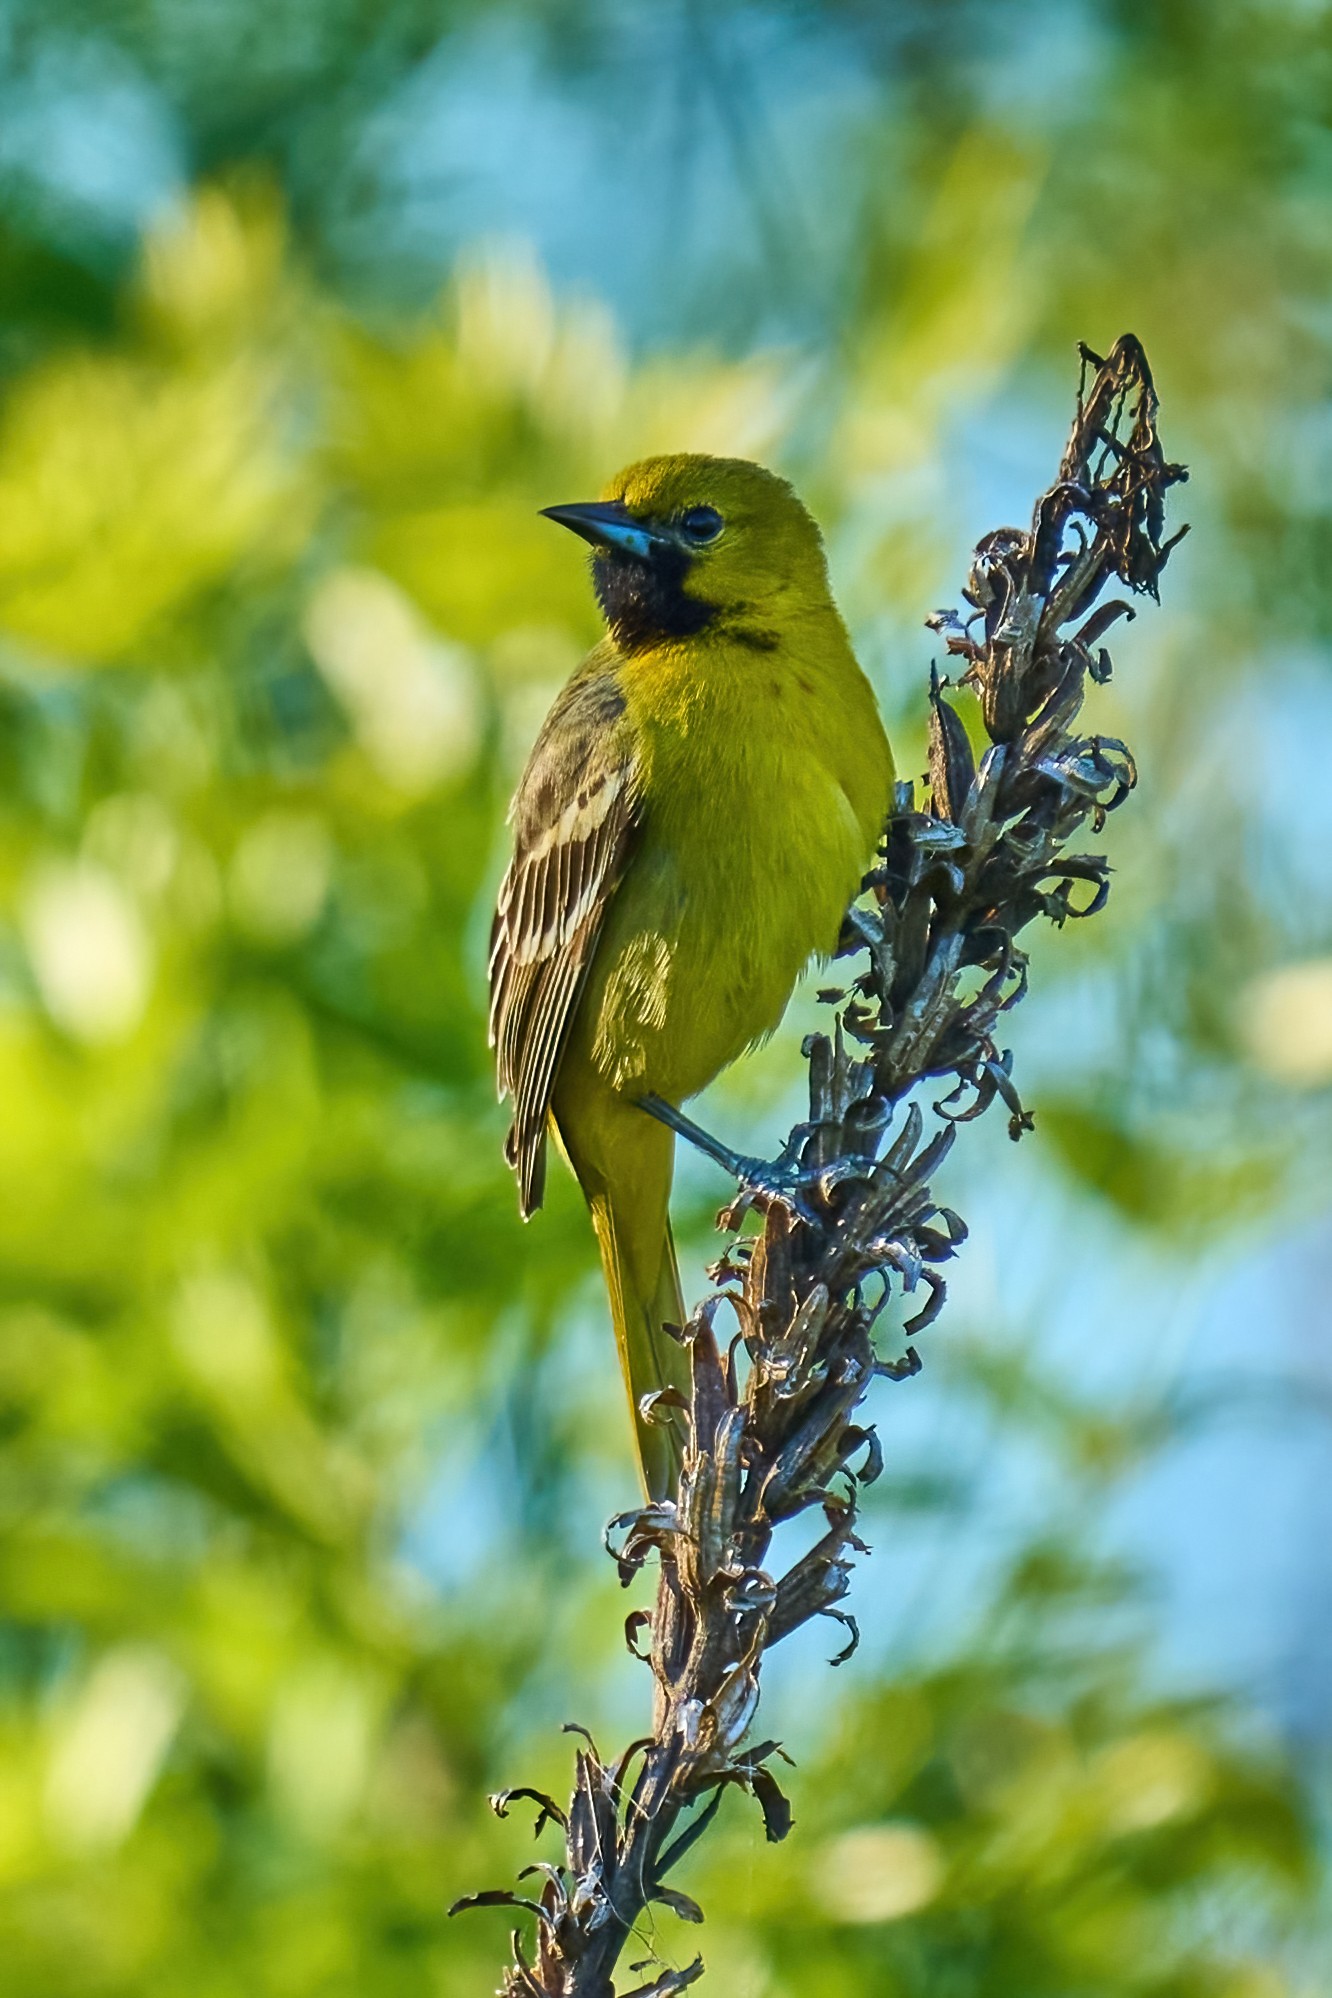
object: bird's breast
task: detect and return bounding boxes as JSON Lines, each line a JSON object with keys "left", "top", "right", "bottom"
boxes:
{"left": 581, "top": 647, "right": 879, "bottom": 1103}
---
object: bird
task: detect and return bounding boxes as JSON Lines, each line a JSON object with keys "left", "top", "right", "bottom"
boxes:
{"left": 488, "top": 455, "right": 894, "bottom": 1499}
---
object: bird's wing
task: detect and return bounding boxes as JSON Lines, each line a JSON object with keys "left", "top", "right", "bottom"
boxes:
{"left": 488, "top": 659, "right": 641, "bottom": 1217}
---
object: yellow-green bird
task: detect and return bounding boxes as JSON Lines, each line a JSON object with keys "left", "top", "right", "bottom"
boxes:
{"left": 489, "top": 456, "right": 893, "bottom": 1498}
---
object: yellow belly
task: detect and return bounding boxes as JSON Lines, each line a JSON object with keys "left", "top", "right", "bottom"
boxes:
{"left": 571, "top": 751, "right": 867, "bottom": 1107}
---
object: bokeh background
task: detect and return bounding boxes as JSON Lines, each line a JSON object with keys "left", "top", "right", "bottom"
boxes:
{"left": 0, "top": 2, "right": 1329, "bottom": 1992}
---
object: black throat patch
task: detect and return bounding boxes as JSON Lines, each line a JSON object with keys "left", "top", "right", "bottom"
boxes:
{"left": 592, "top": 545, "right": 716, "bottom": 652}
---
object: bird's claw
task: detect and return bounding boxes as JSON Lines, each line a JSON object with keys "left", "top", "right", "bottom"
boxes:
{"left": 720, "top": 1154, "right": 823, "bottom": 1228}
{"left": 729, "top": 1147, "right": 872, "bottom": 1225}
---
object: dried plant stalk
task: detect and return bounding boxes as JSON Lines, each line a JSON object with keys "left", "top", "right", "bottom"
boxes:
{"left": 455, "top": 334, "right": 1187, "bottom": 1996}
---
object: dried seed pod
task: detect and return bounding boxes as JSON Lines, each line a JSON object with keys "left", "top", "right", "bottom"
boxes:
{"left": 928, "top": 668, "right": 978, "bottom": 826}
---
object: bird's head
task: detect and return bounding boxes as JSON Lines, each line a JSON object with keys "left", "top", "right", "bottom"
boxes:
{"left": 541, "top": 454, "right": 833, "bottom": 653}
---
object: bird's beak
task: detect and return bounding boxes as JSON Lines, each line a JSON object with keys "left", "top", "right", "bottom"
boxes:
{"left": 539, "top": 501, "right": 669, "bottom": 561}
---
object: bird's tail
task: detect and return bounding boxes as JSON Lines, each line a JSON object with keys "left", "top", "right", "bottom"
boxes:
{"left": 586, "top": 1186, "right": 690, "bottom": 1502}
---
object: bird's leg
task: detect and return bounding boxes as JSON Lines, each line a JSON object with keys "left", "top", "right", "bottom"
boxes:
{"left": 636, "top": 1094, "right": 740, "bottom": 1172}
{"left": 636, "top": 1094, "right": 824, "bottom": 1221}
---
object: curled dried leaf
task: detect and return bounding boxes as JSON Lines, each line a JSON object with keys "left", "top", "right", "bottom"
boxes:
{"left": 649, "top": 1883, "right": 704, "bottom": 1924}
{"left": 624, "top": 1958, "right": 705, "bottom": 1997}
{"left": 450, "top": 1889, "right": 552, "bottom": 1927}
{"left": 750, "top": 1765, "right": 794, "bottom": 1843}
{"left": 822, "top": 1608, "right": 860, "bottom": 1666}
{"left": 490, "top": 1788, "right": 570, "bottom": 1836}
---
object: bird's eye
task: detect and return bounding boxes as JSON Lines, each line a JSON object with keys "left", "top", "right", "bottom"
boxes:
{"left": 679, "top": 505, "right": 724, "bottom": 544}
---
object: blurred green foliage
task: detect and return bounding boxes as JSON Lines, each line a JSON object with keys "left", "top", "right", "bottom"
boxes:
{"left": 0, "top": 3, "right": 1328, "bottom": 1994}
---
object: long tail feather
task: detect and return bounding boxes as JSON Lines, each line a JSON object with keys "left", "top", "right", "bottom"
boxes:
{"left": 553, "top": 1076, "right": 691, "bottom": 1500}
{"left": 587, "top": 1191, "right": 689, "bottom": 1500}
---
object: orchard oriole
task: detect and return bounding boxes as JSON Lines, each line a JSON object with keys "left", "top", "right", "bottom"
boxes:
{"left": 489, "top": 456, "right": 893, "bottom": 1497}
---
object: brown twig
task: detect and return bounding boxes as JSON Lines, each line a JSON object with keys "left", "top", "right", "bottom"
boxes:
{"left": 455, "top": 334, "right": 1187, "bottom": 1995}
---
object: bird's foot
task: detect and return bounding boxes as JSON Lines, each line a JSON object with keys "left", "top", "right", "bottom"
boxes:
{"left": 637, "top": 1095, "right": 827, "bottom": 1225}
